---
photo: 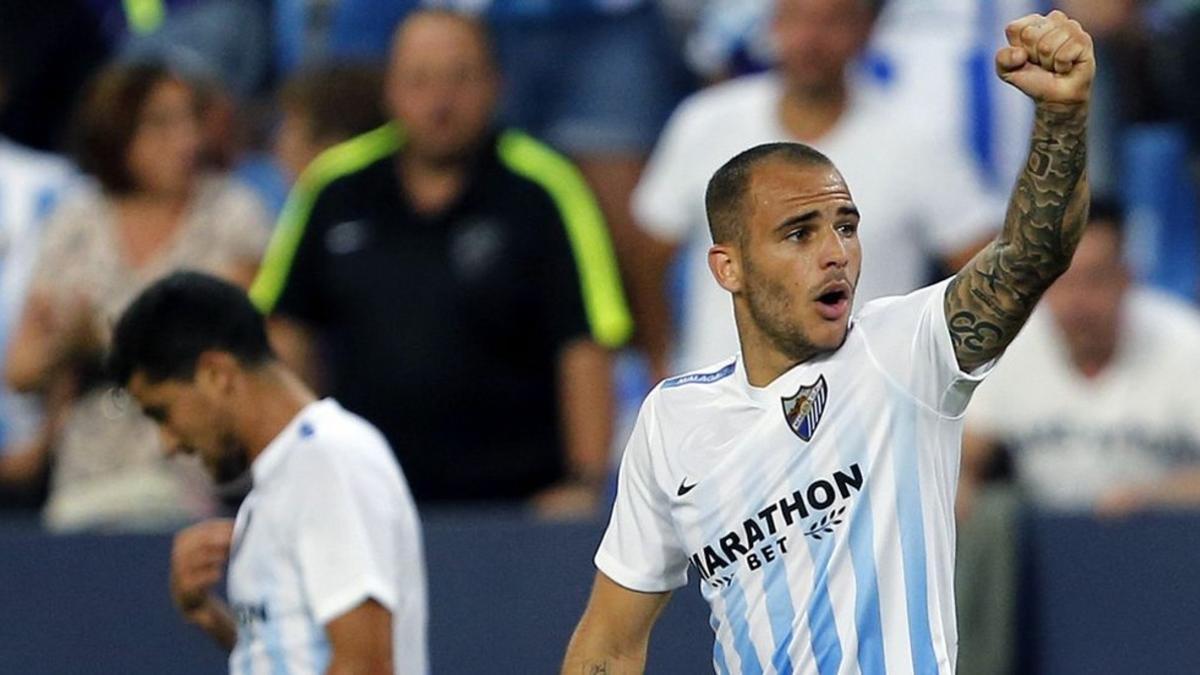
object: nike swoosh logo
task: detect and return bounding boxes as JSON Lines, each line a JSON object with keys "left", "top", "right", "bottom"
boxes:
{"left": 677, "top": 478, "right": 698, "bottom": 496}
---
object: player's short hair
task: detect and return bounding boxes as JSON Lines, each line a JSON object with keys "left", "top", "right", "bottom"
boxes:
{"left": 109, "top": 271, "right": 274, "bottom": 386}
{"left": 705, "top": 142, "right": 835, "bottom": 245}
{"left": 280, "top": 61, "right": 386, "bottom": 144}
{"left": 73, "top": 60, "right": 193, "bottom": 195}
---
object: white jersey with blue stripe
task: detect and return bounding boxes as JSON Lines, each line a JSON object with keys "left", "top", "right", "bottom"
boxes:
{"left": 227, "top": 399, "right": 428, "bottom": 674}
{"left": 596, "top": 279, "right": 994, "bottom": 674}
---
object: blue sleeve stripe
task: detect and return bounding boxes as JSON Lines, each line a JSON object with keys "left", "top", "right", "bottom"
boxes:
{"left": 662, "top": 361, "right": 736, "bottom": 389}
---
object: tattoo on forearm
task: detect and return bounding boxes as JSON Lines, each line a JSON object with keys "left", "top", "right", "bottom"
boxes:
{"left": 946, "top": 105, "right": 1089, "bottom": 370}
{"left": 584, "top": 662, "right": 611, "bottom": 674}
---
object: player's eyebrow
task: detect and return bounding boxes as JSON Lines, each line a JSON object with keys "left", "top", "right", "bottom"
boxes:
{"left": 775, "top": 210, "right": 821, "bottom": 233}
{"left": 775, "top": 205, "right": 859, "bottom": 233}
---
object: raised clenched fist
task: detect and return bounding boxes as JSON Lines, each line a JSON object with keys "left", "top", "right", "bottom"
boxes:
{"left": 997, "top": 10, "right": 1095, "bottom": 108}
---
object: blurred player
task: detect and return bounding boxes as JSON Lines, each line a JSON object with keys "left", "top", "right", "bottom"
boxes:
{"left": 563, "top": 10, "right": 1093, "bottom": 674}
{"left": 108, "top": 271, "right": 427, "bottom": 674}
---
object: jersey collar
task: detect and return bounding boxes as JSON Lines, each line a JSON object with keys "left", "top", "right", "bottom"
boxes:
{"left": 250, "top": 398, "right": 330, "bottom": 486}
{"left": 736, "top": 350, "right": 837, "bottom": 408}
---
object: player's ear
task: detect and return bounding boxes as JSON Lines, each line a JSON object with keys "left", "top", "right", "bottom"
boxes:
{"left": 709, "top": 244, "right": 743, "bottom": 294}
{"left": 195, "top": 351, "right": 238, "bottom": 395}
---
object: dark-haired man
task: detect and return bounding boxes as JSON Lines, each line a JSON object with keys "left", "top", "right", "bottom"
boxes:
{"left": 564, "top": 10, "right": 1093, "bottom": 673}
{"left": 109, "top": 271, "right": 427, "bottom": 675}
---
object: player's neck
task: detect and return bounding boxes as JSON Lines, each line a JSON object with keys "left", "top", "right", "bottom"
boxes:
{"left": 397, "top": 149, "right": 471, "bottom": 216}
{"left": 778, "top": 78, "right": 848, "bottom": 143}
{"left": 738, "top": 326, "right": 822, "bottom": 388}
{"left": 240, "top": 364, "right": 319, "bottom": 464}
{"left": 1069, "top": 342, "right": 1118, "bottom": 380}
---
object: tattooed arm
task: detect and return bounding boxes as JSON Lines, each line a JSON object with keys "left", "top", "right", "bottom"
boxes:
{"left": 561, "top": 573, "right": 671, "bottom": 675}
{"left": 945, "top": 11, "right": 1095, "bottom": 371}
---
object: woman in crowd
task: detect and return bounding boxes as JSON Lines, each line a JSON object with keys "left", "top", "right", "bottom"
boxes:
{"left": 3, "top": 60, "right": 269, "bottom": 532}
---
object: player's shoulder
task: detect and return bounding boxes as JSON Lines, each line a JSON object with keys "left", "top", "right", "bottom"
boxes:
{"left": 853, "top": 279, "right": 949, "bottom": 329}
{"left": 669, "top": 73, "right": 780, "bottom": 134}
{"left": 650, "top": 356, "right": 741, "bottom": 411}
{"left": 491, "top": 129, "right": 584, "bottom": 216}
{"left": 294, "top": 125, "right": 401, "bottom": 210}
{"left": 287, "top": 399, "right": 397, "bottom": 475}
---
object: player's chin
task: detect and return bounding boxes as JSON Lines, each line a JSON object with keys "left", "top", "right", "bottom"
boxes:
{"left": 808, "top": 319, "right": 850, "bottom": 351}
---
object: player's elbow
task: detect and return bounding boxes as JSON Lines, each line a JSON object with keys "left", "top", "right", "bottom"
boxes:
{"left": 562, "top": 612, "right": 650, "bottom": 673}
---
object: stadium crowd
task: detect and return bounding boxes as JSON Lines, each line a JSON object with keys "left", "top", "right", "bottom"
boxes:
{"left": 0, "top": 0, "right": 1197, "bottom": 671}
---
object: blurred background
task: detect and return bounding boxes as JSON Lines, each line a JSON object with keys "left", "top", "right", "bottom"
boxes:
{"left": 0, "top": 0, "right": 1198, "bottom": 673}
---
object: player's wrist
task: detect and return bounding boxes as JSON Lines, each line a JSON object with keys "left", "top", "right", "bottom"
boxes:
{"left": 1034, "top": 100, "right": 1089, "bottom": 119}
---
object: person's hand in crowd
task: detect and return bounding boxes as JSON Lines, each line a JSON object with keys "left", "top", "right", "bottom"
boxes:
{"left": 25, "top": 291, "right": 104, "bottom": 364}
{"left": 56, "top": 292, "right": 105, "bottom": 359}
{"left": 1094, "top": 485, "right": 1152, "bottom": 519}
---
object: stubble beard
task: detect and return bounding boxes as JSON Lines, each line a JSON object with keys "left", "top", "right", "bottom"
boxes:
{"left": 742, "top": 259, "right": 826, "bottom": 364}
{"left": 211, "top": 432, "right": 249, "bottom": 486}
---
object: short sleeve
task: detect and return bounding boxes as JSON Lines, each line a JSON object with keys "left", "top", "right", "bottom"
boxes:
{"left": 595, "top": 396, "right": 689, "bottom": 592}
{"left": 631, "top": 99, "right": 706, "bottom": 244}
{"left": 293, "top": 444, "right": 408, "bottom": 624}
{"left": 857, "top": 278, "right": 996, "bottom": 417}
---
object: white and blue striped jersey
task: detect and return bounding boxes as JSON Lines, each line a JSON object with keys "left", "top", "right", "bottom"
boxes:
{"left": 597, "top": 279, "right": 994, "bottom": 674}
{"left": 227, "top": 399, "right": 428, "bottom": 674}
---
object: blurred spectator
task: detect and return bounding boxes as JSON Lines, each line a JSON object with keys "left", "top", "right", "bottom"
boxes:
{"left": 0, "top": 60, "right": 75, "bottom": 509}
{"left": 675, "top": 0, "right": 773, "bottom": 81}
{"left": 2, "top": 61, "right": 270, "bottom": 532}
{"left": 870, "top": 0, "right": 1040, "bottom": 190}
{"left": 668, "top": 0, "right": 1039, "bottom": 189}
{"left": 428, "top": 0, "right": 688, "bottom": 370}
{"left": 274, "top": 62, "right": 387, "bottom": 183}
{"left": 631, "top": 0, "right": 1003, "bottom": 376}
{"left": 251, "top": 10, "right": 632, "bottom": 516}
{"left": 963, "top": 200, "right": 1200, "bottom": 516}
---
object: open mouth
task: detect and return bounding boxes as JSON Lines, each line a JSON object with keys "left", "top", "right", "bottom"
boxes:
{"left": 814, "top": 284, "right": 851, "bottom": 320}
{"left": 817, "top": 288, "right": 848, "bottom": 306}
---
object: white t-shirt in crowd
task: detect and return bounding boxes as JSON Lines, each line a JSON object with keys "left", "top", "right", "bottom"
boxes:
{"left": 227, "top": 399, "right": 428, "bottom": 674}
{"left": 598, "top": 279, "right": 994, "bottom": 674}
{"left": 966, "top": 288, "right": 1200, "bottom": 510}
{"left": 634, "top": 72, "right": 1004, "bottom": 372}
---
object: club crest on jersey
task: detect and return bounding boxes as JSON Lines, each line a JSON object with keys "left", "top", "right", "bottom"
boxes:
{"left": 781, "top": 375, "right": 828, "bottom": 442}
